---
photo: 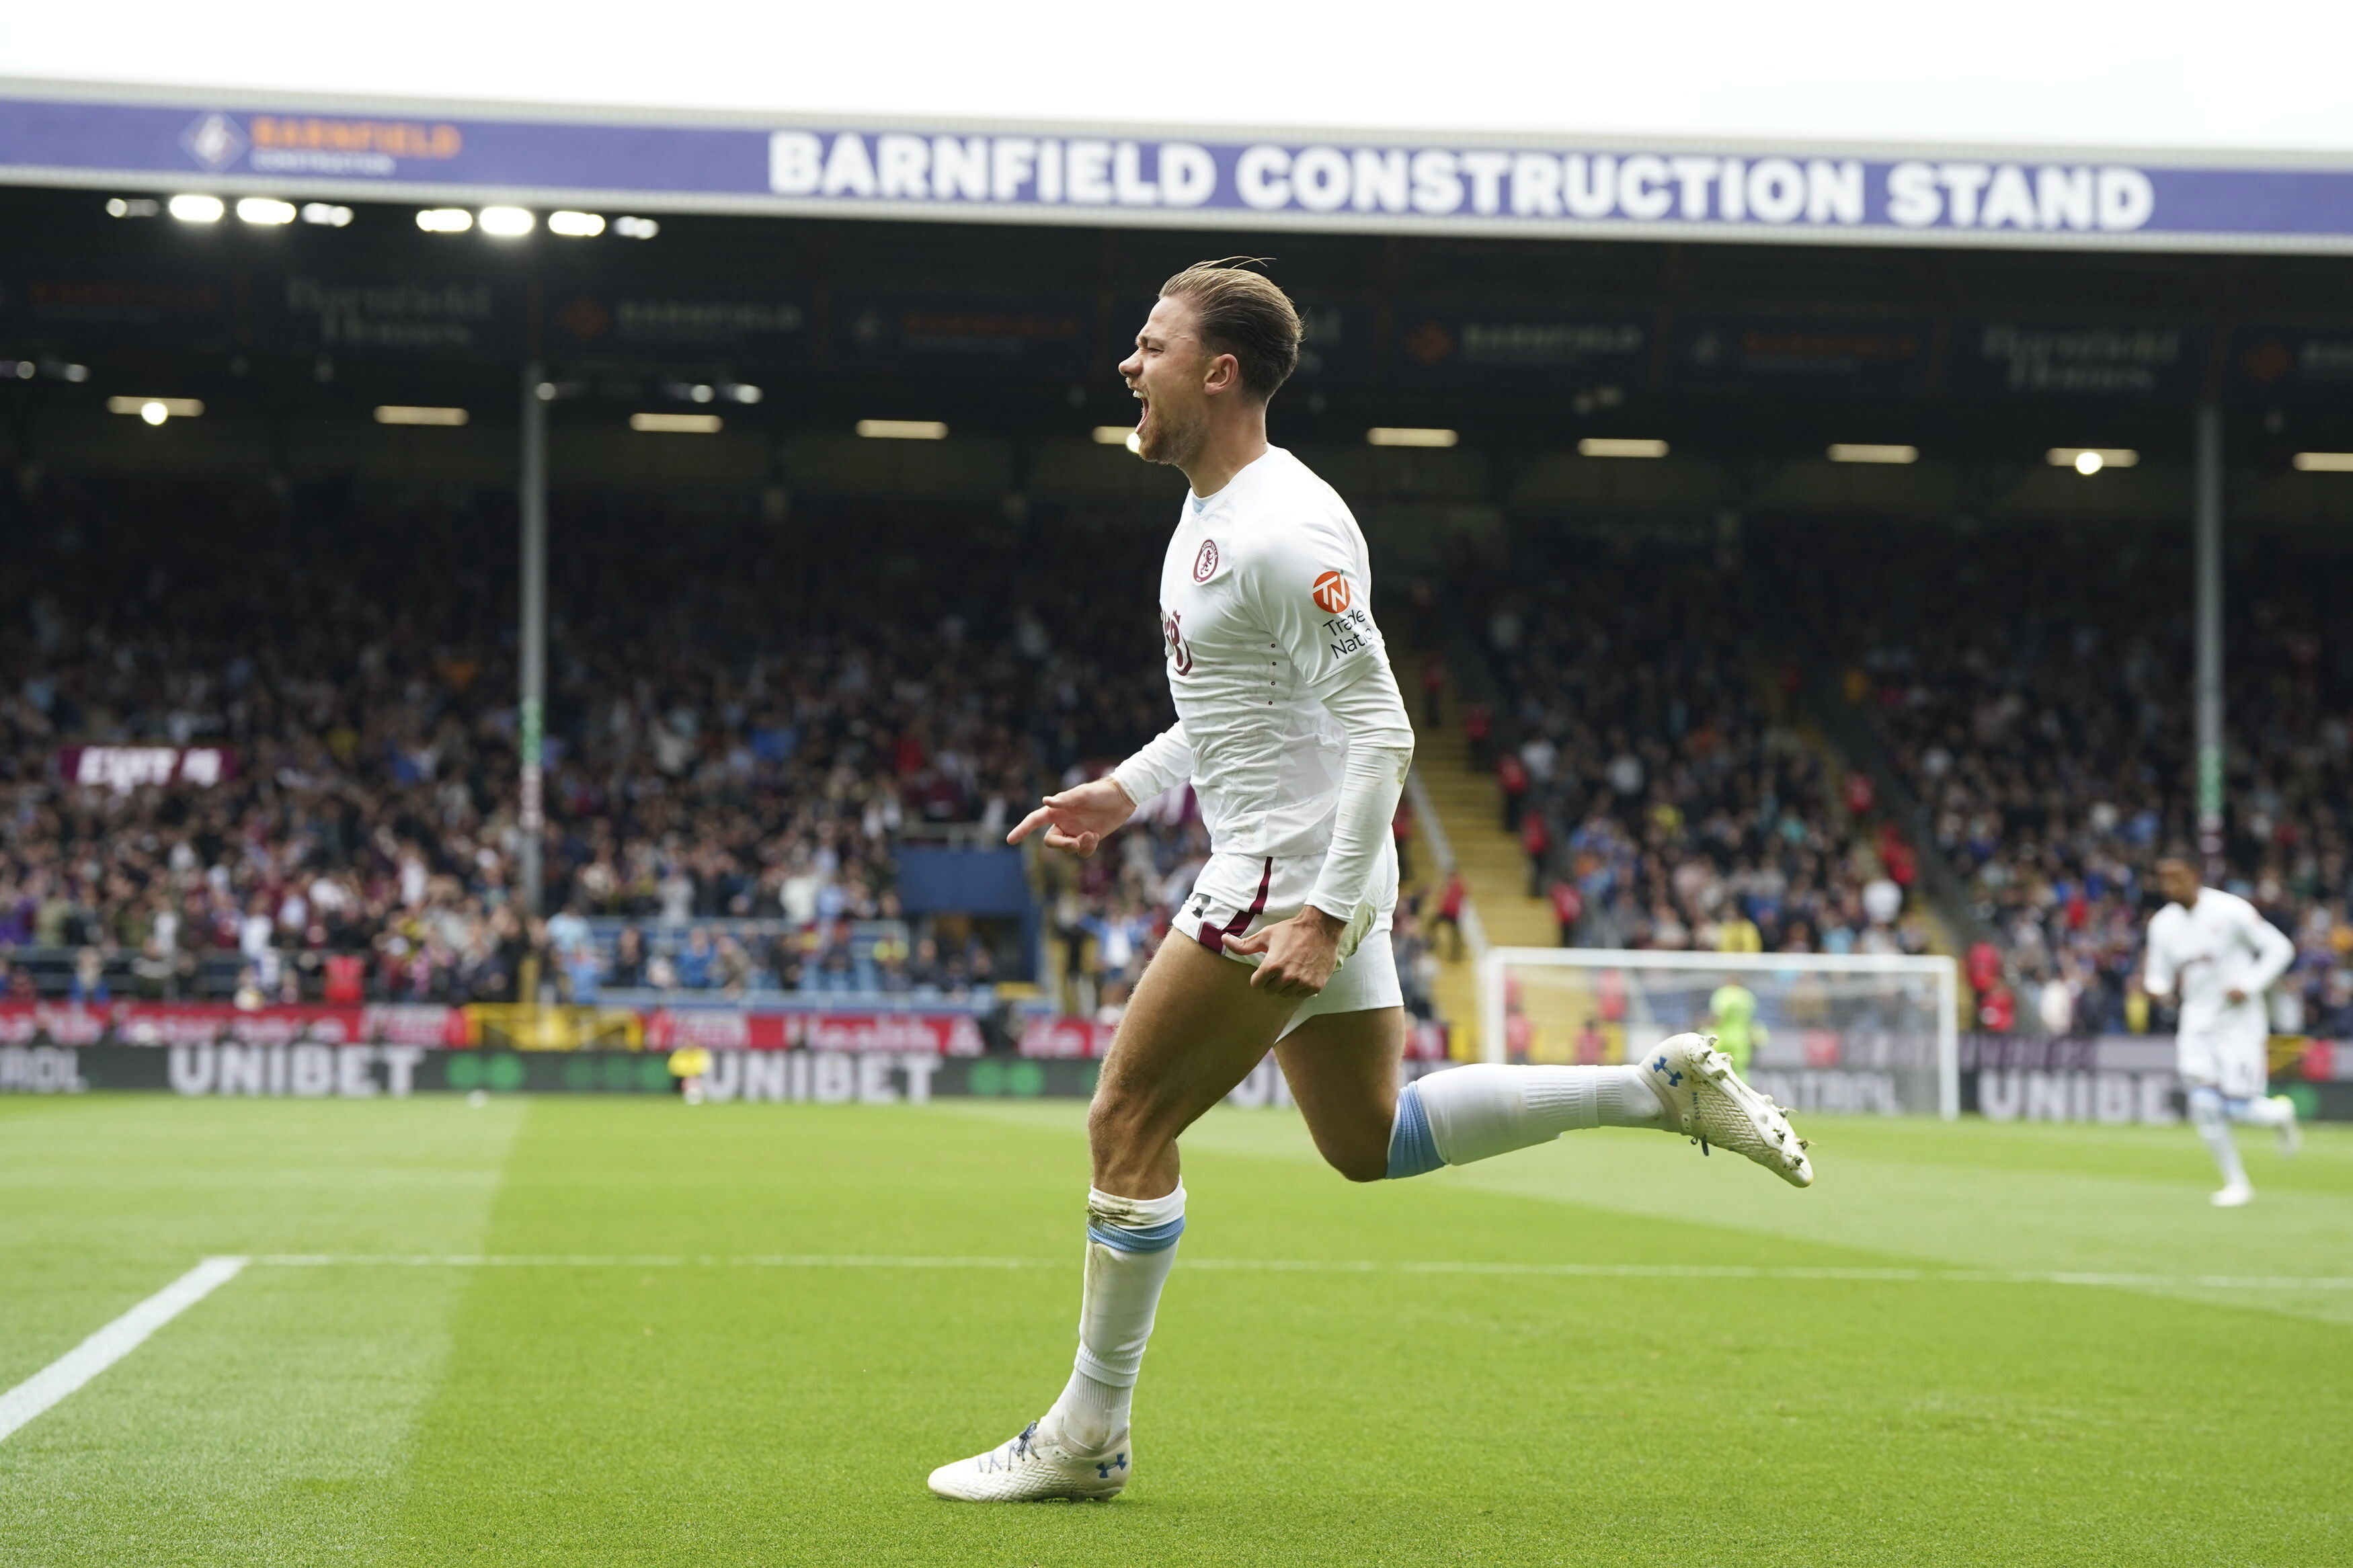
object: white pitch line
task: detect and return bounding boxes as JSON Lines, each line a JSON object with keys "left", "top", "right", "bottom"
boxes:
{"left": 247, "top": 1255, "right": 2353, "bottom": 1290}
{"left": 0, "top": 1256, "right": 248, "bottom": 1446}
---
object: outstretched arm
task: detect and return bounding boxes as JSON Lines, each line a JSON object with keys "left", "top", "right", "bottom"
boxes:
{"left": 1111, "top": 720, "right": 1194, "bottom": 811}
{"left": 1006, "top": 722, "right": 1190, "bottom": 858}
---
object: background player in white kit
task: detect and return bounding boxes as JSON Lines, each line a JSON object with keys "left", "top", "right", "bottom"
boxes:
{"left": 928, "top": 261, "right": 1813, "bottom": 1503}
{"left": 2143, "top": 854, "right": 2301, "bottom": 1206}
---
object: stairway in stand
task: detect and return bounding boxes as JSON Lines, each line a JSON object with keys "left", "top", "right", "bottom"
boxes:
{"left": 1401, "top": 662, "right": 1566, "bottom": 1057}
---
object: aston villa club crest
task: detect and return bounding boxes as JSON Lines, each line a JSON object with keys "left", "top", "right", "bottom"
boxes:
{"left": 1193, "top": 539, "right": 1219, "bottom": 582}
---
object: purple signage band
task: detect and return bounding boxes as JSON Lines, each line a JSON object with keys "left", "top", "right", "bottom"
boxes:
{"left": 7, "top": 88, "right": 2353, "bottom": 253}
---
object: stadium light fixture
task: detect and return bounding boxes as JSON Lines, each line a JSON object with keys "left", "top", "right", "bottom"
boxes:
{"left": 108, "top": 396, "right": 204, "bottom": 424}
{"left": 1092, "top": 425, "right": 1136, "bottom": 444}
{"left": 688, "top": 384, "right": 716, "bottom": 404}
{"left": 2048, "top": 447, "right": 2137, "bottom": 474}
{"left": 235, "top": 197, "right": 296, "bottom": 226}
{"left": 167, "top": 194, "right": 225, "bottom": 223}
{"left": 613, "top": 216, "right": 660, "bottom": 239}
{"left": 416, "top": 208, "right": 473, "bottom": 233}
{"left": 477, "top": 206, "right": 534, "bottom": 237}
{"left": 2292, "top": 452, "right": 2353, "bottom": 472}
{"left": 1367, "top": 427, "right": 1460, "bottom": 448}
{"left": 724, "top": 383, "right": 762, "bottom": 405}
{"left": 1578, "top": 437, "right": 1669, "bottom": 459}
{"left": 105, "top": 197, "right": 160, "bottom": 218}
{"left": 1827, "top": 443, "right": 1918, "bottom": 464}
{"left": 548, "top": 210, "right": 605, "bottom": 237}
{"left": 301, "top": 202, "right": 353, "bottom": 227}
{"left": 856, "top": 419, "right": 949, "bottom": 440}
{"left": 375, "top": 405, "right": 469, "bottom": 427}
{"left": 631, "top": 412, "right": 722, "bottom": 434}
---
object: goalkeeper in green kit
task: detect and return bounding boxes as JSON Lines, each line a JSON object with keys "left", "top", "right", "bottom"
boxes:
{"left": 1707, "top": 981, "right": 1767, "bottom": 1073}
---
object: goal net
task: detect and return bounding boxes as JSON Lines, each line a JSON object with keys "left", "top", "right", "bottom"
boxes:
{"left": 1476, "top": 948, "right": 1959, "bottom": 1119}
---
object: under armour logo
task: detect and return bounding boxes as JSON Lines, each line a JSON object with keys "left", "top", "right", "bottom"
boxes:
{"left": 1096, "top": 1452, "right": 1129, "bottom": 1477}
{"left": 1650, "top": 1055, "right": 1682, "bottom": 1086}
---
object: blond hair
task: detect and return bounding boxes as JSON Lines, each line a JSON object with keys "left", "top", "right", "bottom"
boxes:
{"left": 1159, "top": 258, "right": 1302, "bottom": 401}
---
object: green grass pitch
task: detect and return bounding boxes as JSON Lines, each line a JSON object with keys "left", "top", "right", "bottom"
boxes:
{"left": 1, "top": 1091, "right": 2347, "bottom": 1565}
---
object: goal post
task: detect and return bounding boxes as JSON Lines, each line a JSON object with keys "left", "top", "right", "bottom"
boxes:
{"left": 1477, "top": 948, "right": 1960, "bottom": 1120}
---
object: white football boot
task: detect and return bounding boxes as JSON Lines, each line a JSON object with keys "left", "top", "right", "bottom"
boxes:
{"left": 2270, "top": 1095, "right": 2303, "bottom": 1158}
{"left": 1641, "top": 1033, "right": 1814, "bottom": 1188}
{"left": 2210, "top": 1180, "right": 2256, "bottom": 1208}
{"left": 926, "top": 1418, "right": 1131, "bottom": 1502}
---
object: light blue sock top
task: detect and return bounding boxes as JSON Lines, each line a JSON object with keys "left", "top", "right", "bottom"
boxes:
{"left": 1385, "top": 1080, "right": 1444, "bottom": 1179}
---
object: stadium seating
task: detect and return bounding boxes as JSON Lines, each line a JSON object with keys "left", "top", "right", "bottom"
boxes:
{"left": 1788, "top": 521, "right": 2352, "bottom": 1036}
{"left": 1458, "top": 534, "right": 1926, "bottom": 961}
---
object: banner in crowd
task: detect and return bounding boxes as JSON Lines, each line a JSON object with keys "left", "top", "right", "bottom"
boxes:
{"left": 56, "top": 746, "right": 237, "bottom": 792}
{"left": 0, "top": 1000, "right": 993, "bottom": 1055}
{"left": 1018, "top": 1015, "right": 1453, "bottom": 1061}
{"left": 10, "top": 90, "right": 2353, "bottom": 251}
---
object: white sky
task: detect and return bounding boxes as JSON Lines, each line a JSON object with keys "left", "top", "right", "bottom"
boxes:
{"left": 6, "top": 1, "right": 2353, "bottom": 155}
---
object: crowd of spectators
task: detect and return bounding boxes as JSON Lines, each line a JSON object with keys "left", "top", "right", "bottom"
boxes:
{"left": 1464, "top": 534, "right": 1927, "bottom": 960}
{"left": 0, "top": 476, "right": 1182, "bottom": 1007}
{"left": 1806, "top": 522, "right": 2353, "bottom": 1037}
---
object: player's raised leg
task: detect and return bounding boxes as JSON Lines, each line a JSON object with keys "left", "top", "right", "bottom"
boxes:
{"left": 1280, "top": 1010, "right": 1811, "bottom": 1189}
{"left": 926, "top": 934, "right": 1291, "bottom": 1501}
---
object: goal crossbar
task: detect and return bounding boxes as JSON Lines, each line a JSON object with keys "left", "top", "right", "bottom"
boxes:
{"left": 1477, "top": 947, "right": 1960, "bottom": 1120}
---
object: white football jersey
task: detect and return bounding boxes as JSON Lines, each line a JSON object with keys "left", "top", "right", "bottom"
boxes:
{"left": 2143, "top": 886, "right": 2295, "bottom": 1041}
{"left": 1154, "top": 446, "right": 1386, "bottom": 860}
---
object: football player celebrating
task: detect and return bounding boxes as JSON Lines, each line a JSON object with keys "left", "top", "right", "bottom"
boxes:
{"left": 928, "top": 261, "right": 1812, "bottom": 1503}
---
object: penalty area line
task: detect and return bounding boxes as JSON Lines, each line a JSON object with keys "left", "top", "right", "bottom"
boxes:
{"left": 0, "top": 1256, "right": 248, "bottom": 1446}
{"left": 246, "top": 1255, "right": 2353, "bottom": 1290}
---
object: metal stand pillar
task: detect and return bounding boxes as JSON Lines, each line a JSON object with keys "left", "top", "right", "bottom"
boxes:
{"left": 519, "top": 363, "right": 549, "bottom": 917}
{"left": 2194, "top": 402, "right": 2225, "bottom": 878}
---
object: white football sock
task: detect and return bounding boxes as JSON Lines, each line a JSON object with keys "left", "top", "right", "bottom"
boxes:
{"left": 1410, "top": 1064, "right": 1661, "bottom": 1167}
{"left": 2231, "top": 1094, "right": 2292, "bottom": 1128}
{"left": 1044, "top": 1185, "right": 1183, "bottom": 1453}
{"left": 2188, "top": 1087, "right": 2248, "bottom": 1187}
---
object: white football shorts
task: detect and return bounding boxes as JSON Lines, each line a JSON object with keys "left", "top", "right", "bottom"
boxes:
{"left": 2177, "top": 1023, "right": 2270, "bottom": 1100}
{"left": 1181, "top": 845, "right": 1402, "bottom": 1037}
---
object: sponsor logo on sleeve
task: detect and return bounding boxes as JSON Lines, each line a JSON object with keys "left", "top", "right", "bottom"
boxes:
{"left": 1314, "top": 569, "right": 1375, "bottom": 657}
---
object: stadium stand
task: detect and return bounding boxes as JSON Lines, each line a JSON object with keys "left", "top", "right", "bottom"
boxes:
{"left": 1789, "top": 521, "right": 2353, "bottom": 1036}
{"left": 1452, "top": 533, "right": 1927, "bottom": 961}
{"left": 0, "top": 477, "right": 1187, "bottom": 1005}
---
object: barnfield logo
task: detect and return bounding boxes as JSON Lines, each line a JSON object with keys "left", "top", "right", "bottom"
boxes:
{"left": 1311, "top": 569, "right": 1351, "bottom": 614}
{"left": 182, "top": 112, "right": 247, "bottom": 172}
{"left": 1193, "top": 538, "right": 1219, "bottom": 582}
